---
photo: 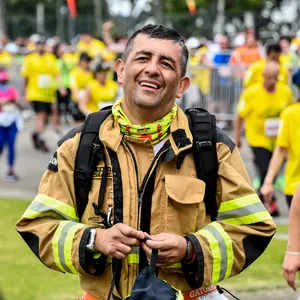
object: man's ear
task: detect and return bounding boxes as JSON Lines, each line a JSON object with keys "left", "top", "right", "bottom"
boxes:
{"left": 176, "top": 77, "right": 190, "bottom": 99}
{"left": 115, "top": 59, "right": 125, "bottom": 84}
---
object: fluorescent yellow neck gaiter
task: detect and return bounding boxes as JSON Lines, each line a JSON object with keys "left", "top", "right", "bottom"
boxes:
{"left": 112, "top": 98, "right": 177, "bottom": 145}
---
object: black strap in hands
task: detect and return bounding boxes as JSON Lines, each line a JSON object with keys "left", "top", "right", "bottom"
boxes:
{"left": 149, "top": 248, "right": 159, "bottom": 276}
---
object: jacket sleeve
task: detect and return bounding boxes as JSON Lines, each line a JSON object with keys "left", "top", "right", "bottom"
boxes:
{"left": 183, "top": 132, "right": 276, "bottom": 288}
{"left": 15, "top": 136, "right": 107, "bottom": 276}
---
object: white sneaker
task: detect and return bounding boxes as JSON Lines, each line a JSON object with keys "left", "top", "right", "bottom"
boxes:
{"left": 4, "top": 172, "right": 19, "bottom": 182}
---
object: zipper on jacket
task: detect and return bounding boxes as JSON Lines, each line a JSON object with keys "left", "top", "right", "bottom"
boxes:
{"left": 122, "top": 138, "right": 171, "bottom": 228}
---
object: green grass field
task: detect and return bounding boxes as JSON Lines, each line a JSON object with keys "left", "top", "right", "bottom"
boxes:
{"left": 0, "top": 198, "right": 289, "bottom": 299}
{"left": 0, "top": 199, "right": 82, "bottom": 300}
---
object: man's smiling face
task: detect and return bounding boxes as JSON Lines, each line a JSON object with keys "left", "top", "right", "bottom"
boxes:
{"left": 116, "top": 34, "right": 189, "bottom": 114}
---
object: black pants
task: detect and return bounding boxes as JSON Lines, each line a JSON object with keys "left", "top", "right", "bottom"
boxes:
{"left": 286, "top": 194, "right": 293, "bottom": 208}
{"left": 251, "top": 147, "right": 276, "bottom": 202}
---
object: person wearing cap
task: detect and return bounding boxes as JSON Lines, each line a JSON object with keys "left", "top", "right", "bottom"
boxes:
{"left": 69, "top": 52, "right": 93, "bottom": 124}
{"left": 21, "top": 36, "right": 66, "bottom": 152}
{"left": 79, "top": 63, "right": 118, "bottom": 116}
{"left": 0, "top": 68, "right": 22, "bottom": 181}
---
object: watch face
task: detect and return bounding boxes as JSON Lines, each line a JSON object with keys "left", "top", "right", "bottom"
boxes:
{"left": 86, "top": 229, "right": 97, "bottom": 252}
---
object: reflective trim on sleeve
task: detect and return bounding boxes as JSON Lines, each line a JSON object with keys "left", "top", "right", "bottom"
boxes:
{"left": 22, "top": 194, "right": 79, "bottom": 222}
{"left": 52, "top": 221, "right": 85, "bottom": 274}
{"left": 197, "top": 222, "right": 233, "bottom": 283}
{"left": 217, "top": 193, "right": 272, "bottom": 225}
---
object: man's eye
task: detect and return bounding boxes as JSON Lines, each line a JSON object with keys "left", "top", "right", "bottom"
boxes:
{"left": 136, "top": 57, "right": 147, "bottom": 61}
{"left": 162, "top": 62, "right": 172, "bottom": 68}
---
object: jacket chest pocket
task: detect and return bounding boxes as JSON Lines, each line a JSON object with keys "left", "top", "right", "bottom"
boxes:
{"left": 164, "top": 175, "right": 205, "bottom": 235}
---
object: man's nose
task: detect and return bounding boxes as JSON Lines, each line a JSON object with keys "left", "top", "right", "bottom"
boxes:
{"left": 144, "top": 60, "right": 159, "bottom": 76}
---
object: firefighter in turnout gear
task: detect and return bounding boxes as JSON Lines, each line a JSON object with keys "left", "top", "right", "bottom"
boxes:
{"left": 16, "top": 25, "right": 276, "bottom": 300}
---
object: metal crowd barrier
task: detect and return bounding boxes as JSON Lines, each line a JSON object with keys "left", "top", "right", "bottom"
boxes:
{"left": 181, "top": 65, "right": 247, "bottom": 123}
{"left": 2, "top": 62, "right": 294, "bottom": 126}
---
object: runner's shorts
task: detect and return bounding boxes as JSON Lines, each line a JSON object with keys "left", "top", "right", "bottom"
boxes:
{"left": 31, "top": 101, "right": 52, "bottom": 115}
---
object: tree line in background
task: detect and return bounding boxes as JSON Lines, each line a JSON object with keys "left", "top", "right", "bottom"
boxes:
{"left": 0, "top": 0, "right": 292, "bottom": 41}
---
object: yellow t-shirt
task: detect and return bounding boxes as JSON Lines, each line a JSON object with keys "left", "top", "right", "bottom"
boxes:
{"left": 69, "top": 67, "right": 93, "bottom": 102}
{"left": 62, "top": 52, "right": 79, "bottom": 68}
{"left": 237, "top": 83, "right": 293, "bottom": 152}
{"left": 0, "top": 51, "right": 13, "bottom": 67}
{"left": 243, "top": 59, "right": 289, "bottom": 88}
{"left": 21, "top": 52, "right": 59, "bottom": 103}
{"left": 276, "top": 102, "right": 300, "bottom": 195}
{"left": 87, "top": 79, "right": 118, "bottom": 112}
{"left": 77, "top": 39, "right": 106, "bottom": 58}
{"left": 280, "top": 52, "right": 296, "bottom": 69}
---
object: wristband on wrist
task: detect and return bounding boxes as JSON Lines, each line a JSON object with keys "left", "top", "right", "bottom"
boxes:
{"left": 183, "top": 237, "right": 196, "bottom": 264}
{"left": 286, "top": 251, "right": 300, "bottom": 256}
{"left": 183, "top": 237, "right": 191, "bottom": 259}
{"left": 184, "top": 247, "right": 196, "bottom": 264}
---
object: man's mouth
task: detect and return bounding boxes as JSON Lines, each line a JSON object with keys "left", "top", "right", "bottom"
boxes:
{"left": 139, "top": 80, "right": 162, "bottom": 91}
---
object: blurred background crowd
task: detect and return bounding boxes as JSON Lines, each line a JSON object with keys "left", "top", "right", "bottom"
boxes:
{"left": 2, "top": 1, "right": 300, "bottom": 299}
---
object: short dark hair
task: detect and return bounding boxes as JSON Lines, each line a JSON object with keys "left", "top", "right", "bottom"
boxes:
{"left": 79, "top": 52, "right": 92, "bottom": 62}
{"left": 280, "top": 36, "right": 292, "bottom": 44}
{"left": 122, "top": 24, "right": 189, "bottom": 76}
{"left": 266, "top": 43, "right": 281, "bottom": 56}
{"left": 95, "top": 63, "right": 110, "bottom": 73}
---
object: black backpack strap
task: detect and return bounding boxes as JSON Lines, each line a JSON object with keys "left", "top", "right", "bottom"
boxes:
{"left": 185, "top": 108, "right": 218, "bottom": 221}
{"left": 74, "top": 106, "right": 112, "bottom": 220}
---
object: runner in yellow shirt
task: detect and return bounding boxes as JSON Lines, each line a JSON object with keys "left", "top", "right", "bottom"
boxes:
{"left": 243, "top": 43, "right": 289, "bottom": 88}
{"left": 0, "top": 46, "right": 13, "bottom": 67}
{"left": 261, "top": 100, "right": 300, "bottom": 209}
{"left": 79, "top": 63, "right": 118, "bottom": 116}
{"left": 62, "top": 45, "right": 79, "bottom": 67}
{"left": 77, "top": 33, "right": 106, "bottom": 59}
{"left": 69, "top": 52, "right": 93, "bottom": 124}
{"left": 234, "top": 61, "right": 293, "bottom": 216}
{"left": 21, "top": 36, "right": 65, "bottom": 152}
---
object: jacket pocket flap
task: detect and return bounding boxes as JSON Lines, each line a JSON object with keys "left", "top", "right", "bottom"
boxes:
{"left": 164, "top": 175, "right": 205, "bottom": 204}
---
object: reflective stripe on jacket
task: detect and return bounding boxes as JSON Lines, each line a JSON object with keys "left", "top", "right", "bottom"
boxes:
{"left": 16, "top": 107, "right": 276, "bottom": 299}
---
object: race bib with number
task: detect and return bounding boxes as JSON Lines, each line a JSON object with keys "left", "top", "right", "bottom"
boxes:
{"left": 264, "top": 118, "right": 280, "bottom": 138}
{"left": 37, "top": 74, "right": 52, "bottom": 88}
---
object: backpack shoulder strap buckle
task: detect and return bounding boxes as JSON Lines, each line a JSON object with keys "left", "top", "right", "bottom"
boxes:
{"left": 196, "top": 141, "right": 212, "bottom": 150}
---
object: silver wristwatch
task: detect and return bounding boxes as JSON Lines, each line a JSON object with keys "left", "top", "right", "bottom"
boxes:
{"left": 86, "top": 228, "right": 97, "bottom": 252}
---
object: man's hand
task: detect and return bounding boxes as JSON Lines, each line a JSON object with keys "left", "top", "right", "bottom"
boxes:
{"left": 283, "top": 253, "right": 300, "bottom": 291}
{"left": 260, "top": 182, "right": 274, "bottom": 203}
{"left": 141, "top": 233, "right": 187, "bottom": 267}
{"left": 94, "top": 223, "right": 145, "bottom": 260}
